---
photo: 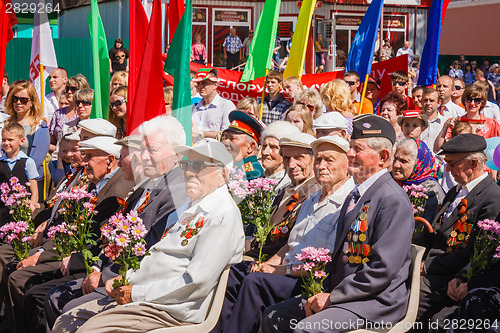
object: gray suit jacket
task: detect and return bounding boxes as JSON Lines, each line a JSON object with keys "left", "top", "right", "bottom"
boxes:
{"left": 329, "top": 171, "right": 414, "bottom": 324}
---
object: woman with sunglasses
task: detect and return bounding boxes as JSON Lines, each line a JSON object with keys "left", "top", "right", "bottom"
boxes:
{"left": 4, "top": 81, "right": 50, "bottom": 200}
{"left": 379, "top": 91, "right": 408, "bottom": 142}
{"left": 74, "top": 88, "right": 94, "bottom": 122}
{"left": 49, "top": 75, "right": 89, "bottom": 154}
{"left": 294, "top": 88, "right": 325, "bottom": 119}
{"left": 108, "top": 86, "right": 127, "bottom": 139}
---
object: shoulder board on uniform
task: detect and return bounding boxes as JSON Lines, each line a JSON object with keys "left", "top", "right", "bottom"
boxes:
{"left": 242, "top": 162, "right": 255, "bottom": 172}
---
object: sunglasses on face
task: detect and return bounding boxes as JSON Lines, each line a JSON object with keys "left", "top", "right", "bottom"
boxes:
{"left": 110, "top": 99, "right": 126, "bottom": 108}
{"left": 178, "top": 160, "right": 223, "bottom": 173}
{"left": 75, "top": 100, "right": 92, "bottom": 107}
{"left": 12, "top": 96, "right": 31, "bottom": 104}
{"left": 344, "top": 80, "right": 357, "bottom": 86}
{"left": 65, "top": 86, "right": 78, "bottom": 93}
{"left": 116, "top": 55, "right": 125, "bottom": 59}
{"left": 465, "top": 97, "right": 483, "bottom": 104}
{"left": 454, "top": 86, "right": 463, "bottom": 90}
{"left": 392, "top": 81, "right": 407, "bottom": 87}
{"left": 297, "top": 102, "right": 315, "bottom": 112}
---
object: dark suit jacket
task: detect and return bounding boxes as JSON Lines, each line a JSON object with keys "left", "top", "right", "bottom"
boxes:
{"left": 423, "top": 174, "right": 500, "bottom": 288}
{"left": 329, "top": 171, "right": 414, "bottom": 324}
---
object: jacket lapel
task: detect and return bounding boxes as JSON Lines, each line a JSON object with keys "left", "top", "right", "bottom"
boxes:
{"left": 96, "top": 168, "right": 123, "bottom": 202}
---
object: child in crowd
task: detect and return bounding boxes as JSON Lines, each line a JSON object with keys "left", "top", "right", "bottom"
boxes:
{"left": 398, "top": 110, "right": 428, "bottom": 139}
{"left": 282, "top": 76, "right": 304, "bottom": 101}
{"left": 0, "top": 123, "right": 39, "bottom": 216}
{"left": 391, "top": 71, "right": 415, "bottom": 109}
{"left": 284, "top": 104, "right": 315, "bottom": 136}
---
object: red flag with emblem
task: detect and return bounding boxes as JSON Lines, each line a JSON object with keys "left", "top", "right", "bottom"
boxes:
{"left": 0, "top": 0, "right": 17, "bottom": 84}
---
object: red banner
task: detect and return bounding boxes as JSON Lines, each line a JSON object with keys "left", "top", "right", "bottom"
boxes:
{"left": 165, "top": 55, "right": 408, "bottom": 104}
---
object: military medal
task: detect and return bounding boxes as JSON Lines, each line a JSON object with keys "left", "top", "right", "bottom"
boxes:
{"left": 181, "top": 239, "right": 188, "bottom": 246}
{"left": 349, "top": 255, "right": 355, "bottom": 264}
{"left": 179, "top": 216, "right": 205, "bottom": 246}
{"left": 362, "top": 257, "right": 370, "bottom": 264}
{"left": 354, "top": 256, "right": 362, "bottom": 264}
{"left": 342, "top": 255, "right": 349, "bottom": 264}
{"left": 358, "top": 233, "right": 366, "bottom": 242}
{"left": 457, "top": 233, "right": 465, "bottom": 241}
{"left": 352, "top": 233, "right": 359, "bottom": 242}
{"left": 450, "top": 230, "right": 458, "bottom": 238}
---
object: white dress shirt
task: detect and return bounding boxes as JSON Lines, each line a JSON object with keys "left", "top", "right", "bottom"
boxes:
{"left": 441, "top": 100, "right": 465, "bottom": 120}
{"left": 420, "top": 113, "right": 445, "bottom": 150}
{"left": 285, "top": 177, "right": 355, "bottom": 265}
{"left": 44, "top": 92, "right": 59, "bottom": 122}
{"left": 444, "top": 172, "right": 488, "bottom": 219}
{"left": 192, "top": 93, "right": 235, "bottom": 132}
{"left": 127, "top": 185, "right": 244, "bottom": 323}
{"left": 481, "top": 101, "right": 500, "bottom": 124}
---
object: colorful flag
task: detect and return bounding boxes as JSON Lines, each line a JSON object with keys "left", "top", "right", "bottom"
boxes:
{"left": 88, "top": 0, "right": 110, "bottom": 119}
{"left": 164, "top": 0, "right": 192, "bottom": 145}
{"left": 417, "top": 0, "right": 444, "bottom": 87}
{"left": 128, "top": 0, "right": 166, "bottom": 134}
{"left": 240, "top": 0, "right": 281, "bottom": 82}
{"left": 0, "top": 0, "right": 17, "bottom": 84}
{"left": 345, "top": 0, "right": 384, "bottom": 81}
{"left": 168, "top": 0, "right": 185, "bottom": 43}
{"left": 29, "top": 0, "right": 58, "bottom": 106}
{"left": 283, "top": 0, "right": 316, "bottom": 79}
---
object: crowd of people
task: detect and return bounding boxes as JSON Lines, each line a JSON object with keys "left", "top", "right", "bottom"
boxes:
{"left": 0, "top": 35, "right": 499, "bottom": 333}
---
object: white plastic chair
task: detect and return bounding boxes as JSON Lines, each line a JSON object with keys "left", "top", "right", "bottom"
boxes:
{"left": 351, "top": 244, "right": 426, "bottom": 333}
{"left": 149, "top": 264, "right": 231, "bottom": 333}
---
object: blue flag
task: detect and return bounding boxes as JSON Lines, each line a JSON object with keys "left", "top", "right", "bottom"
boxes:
{"left": 345, "top": 0, "right": 384, "bottom": 81}
{"left": 417, "top": 0, "right": 443, "bottom": 87}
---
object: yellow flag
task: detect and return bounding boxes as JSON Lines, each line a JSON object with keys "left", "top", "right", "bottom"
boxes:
{"left": 283, "top": 0, "right": 317, "bottom": 79}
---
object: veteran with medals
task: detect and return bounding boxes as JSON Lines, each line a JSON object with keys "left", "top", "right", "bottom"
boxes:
{"left": 262, "top": 114, "right": 414, "bottom": 333}
{"left": 417, "top": 133, "right": 500, "bottom": 324}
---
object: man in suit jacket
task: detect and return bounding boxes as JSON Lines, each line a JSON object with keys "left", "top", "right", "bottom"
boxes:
{"left": 417, "top": 133, "right": 500, "bottom": 325}
{"left": 3, "top": 136, "right": 134, "bottom": 333}
{"left": 41, "top": 116, "right": 189, "bottom": 331}
{"left": 262, "top": 114, "right": 414, "bottom": 333}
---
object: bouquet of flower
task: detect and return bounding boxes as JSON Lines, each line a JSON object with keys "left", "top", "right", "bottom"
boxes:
{"left": 464, "top": 219, "right": 500, "bottom": 280}
{"left": 101, "top": 211, "right": 150, "bottom": 288}
{"left": 293, "top": 247, "right": 332, "bottom": 298}
{"left": 402, "top": 184, "right": 429, "bottom": 218}
{"left": 228, "top": 170, "right": 278, "bottom": 264}
{"left": 0, "top": 177, "right": 35, "bottom": 260}
{"left": 48, "top": 188, "right": 98, "bottom": 274}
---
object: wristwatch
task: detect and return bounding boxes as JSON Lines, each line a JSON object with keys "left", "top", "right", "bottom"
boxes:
{"left": 285, "top": 264, "right": 291, "bottom": 277}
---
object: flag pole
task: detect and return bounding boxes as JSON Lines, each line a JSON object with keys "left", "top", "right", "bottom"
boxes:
{"left": 40, "top": 64, "right": 44, "bottom": 112}
{"left": 259, "top": 68, "right": 269, "bottom": 120}
{"left": 358, "top": 73, "right": 369, "bottom": 115}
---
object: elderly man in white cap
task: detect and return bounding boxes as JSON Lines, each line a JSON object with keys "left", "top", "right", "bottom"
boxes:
{"left": 3, "top": 136, "right": 134, "bottom": 333}
{"left": 214, "top": 135, "right": 355, "bottom": 333}
{"left": 260, "top": 120, "right": 301, "bottom": 192}
{"left": 52, "top": 139, "right": 244, "bottom": 333}
{"left": 313, "top": 112, "right": 350, "bottom": 140}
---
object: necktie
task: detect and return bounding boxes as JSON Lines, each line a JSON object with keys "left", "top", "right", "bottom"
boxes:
{"left": 438, "top": 105, "right": 446, "bottom": 116}
{"left": 346, "top": 188, "right": 360, "bottom": 215}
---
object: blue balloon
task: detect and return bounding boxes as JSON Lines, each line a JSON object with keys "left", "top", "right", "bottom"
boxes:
{"left": 485, "top": 137, "right": 500, "bottom": 171}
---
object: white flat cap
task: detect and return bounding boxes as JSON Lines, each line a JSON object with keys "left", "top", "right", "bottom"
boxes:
{"left": 175, "top": 138, "right": 233, "bottom": 169}
{"left": 65, "top": 129, "right": 81, "bottom": 141}
{"left": 311, "top": 135, "right": 350, "bottom": 153}
{"left": 279, "top": 133, "right": 316, "bottom": 149}
{"left": 79, "top": 119, "right": 117, "bottom": 137}
{"left": 79, "top": 136, "right": 121, "bottom": 157}
{"left": 313, "top": 112, "right": 349, "bottom": 130}
{"left": 261, "top": 121, "right": 301, "bottom": 144}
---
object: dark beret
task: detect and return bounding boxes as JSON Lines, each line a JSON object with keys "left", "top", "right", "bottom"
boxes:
{"left": 351, "top": 114, "right": 396, "bottom": 144}
{"left": 437, "top": 133, "right": 487, "bottom": 155}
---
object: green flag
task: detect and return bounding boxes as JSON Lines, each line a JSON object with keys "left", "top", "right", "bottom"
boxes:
{"left": 88, "top": 0, "right": 110, "bottom": 119}
{"left": 240, "top": 0, "right": 281, "bottom": 82}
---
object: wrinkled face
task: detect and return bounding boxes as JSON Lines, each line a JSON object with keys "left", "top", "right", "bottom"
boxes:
{"left": 314, "top": 143, "right": 348, "bottom": 189}
{"left": 392, "top": 148, "right": 416, "bottom": 181}
{"left": 346, "top": 139, "right": 382, "bottom": 183}
{"left": 141, "top": 130, "right": 180, "bottom": 178}
{"left": 283, "top": 82, "right": 301, "bottom": 99}
{"left": 365, "top": 83, "right": 380, "bottom": 102}
{"left": 110, "top": 94, "right": 127, "bottom": 119}
{"left": 266, "top": 78, "right": 281, "bottom": 95}
{"left": 444, "top": 153, "right": 474, "bottom": 186}
{"left": 315, "top": 128, "right": 346, "bottom": 139}
{"left": 281, "top": 145, "right": 314, "bottom": 186}
{"left": 197, "top": 78, "right": 218, "bottom": 99}
{"left": 437, "top": 76, "right": 454, "bottom": 102}
{"left": 1, "top": 131, "right": 24, "bottom": 156}
{"left": 221, "top": 130, "right": 252, "bottom": 162}
{"left": 412, "top": 89, "right": 423, "bottom": 109}
{"left": 66, "top": 140, "right": 83, "bottom": 168}
{"left": 286, "top": 111, "right": 305, "bottom": 132}
{"left": 81, "top": 149, "right": 112, "bottom": 184}
{"left": 183, "top": 151, "right": 224, "bottom": 202}
{"left": 402, "top": 118, "right": 425, "bottom": 139}
{"left": 48, "top": 69, "right": 67, "bottom": 92}
{"left": 422, "top": 91, "right": 439, "bottom": 115}
{"left": 261, "top": 137, "right": 283, "bottom": 174}
{"left": 380, "top": 102, "right": 398, "bottom": 126}
{"left": 118, "top": 146, "right": 135, "bottom": 182}
{"left": 12, "top": 89, "right": 32, "bottom": 115}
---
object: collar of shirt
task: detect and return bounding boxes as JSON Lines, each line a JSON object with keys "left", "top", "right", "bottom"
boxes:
{"left": 179, "top": 185, "right": 229, "bottom": 221}
{"left": 284, "top": 176, "right": 315, "bottom": 197}
{"left": 357, "top": 168, "right": 389, "bottom": 197}
{"left": 196, "top": 93, "right": 222, "bottom": 111}
{"left": 316, "top": 177, "right": 355, "bottom": 208}
{"left": 354, "top": 92, "right": 361, "bottom": 103}
{"left": 444, "top": 100, "right": 465, "bottom": 114}
{"left": 94, "top": 167, "right": 119, "bottom": 194}
{"left": 0, "top": 150, "right": 28, "bottom": 162}
{"left": 463, "top": 172, "right": 488, "bottom": 193}
{"left": 428, "top": 112, "right": 445, "bottom": 124}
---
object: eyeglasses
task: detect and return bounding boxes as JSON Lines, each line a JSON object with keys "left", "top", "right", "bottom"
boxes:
{"left": 445, "top": 157, "right": 466, "bottom": 168}
{"left": 178, "top": 160, "right": 224, "bottom": 173}
{"left": 344, "top": 80, "right": 357, "bottom": 86}
{"left": 465, "top": 97, "right": 483, "bottom": 104}
{"left": 65, "top": 86, "right": 79, "bottom": 93}
{"left": 12, "top": 96, "right": 31, "bottom": 104}
{"left": 110, "top": 99, "right": 126, "bottom": 108}
{"left": 392, "top": 81, "right": 407, "bottom": 87}
{"left": 75, "top": 100, "right": 92, "bottom": 106}
{"left": 116, "top": 55, "right": 125, "bottom": 59}
{"left": 454, "top": 86, "right": 463, "bottom": 90}
{"left": 297, "top": 102, "right": 315, "bottom": 112}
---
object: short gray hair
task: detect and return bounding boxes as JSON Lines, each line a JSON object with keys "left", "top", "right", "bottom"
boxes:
{"left": 139, "top": 115, "right": 186, "bottom": 149}
{"left": 366, "top": 137, "right": 393, "bottom": 156}
{"left": 465, "top": 151, "right": 488, "bottom": 167}
{"left": 394, "top": 139, "right": 418, "bottom": 161}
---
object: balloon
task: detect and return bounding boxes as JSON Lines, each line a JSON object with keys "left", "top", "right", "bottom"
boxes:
{"left": 485, "top": 137, "right": 500, "bottom": 171}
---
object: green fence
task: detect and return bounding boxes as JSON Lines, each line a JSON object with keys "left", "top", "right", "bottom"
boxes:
{"left": 5, "top": 38, "right": 129, "bottom": 89}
